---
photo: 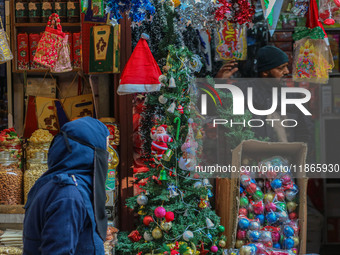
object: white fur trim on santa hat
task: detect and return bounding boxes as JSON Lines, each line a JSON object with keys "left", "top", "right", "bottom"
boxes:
{"left": 117, "top": 84, "right": 161, "bottom": 95}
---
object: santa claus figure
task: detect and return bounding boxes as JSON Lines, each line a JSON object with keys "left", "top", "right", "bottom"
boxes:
{"left": 150, "top": 125, "right": 173, "bottom": 161}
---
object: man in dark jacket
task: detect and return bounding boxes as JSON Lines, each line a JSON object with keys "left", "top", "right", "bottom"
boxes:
{"left": 23, "top": 117, "right": 110, "bottom": 255}
{"left": 217, "top": 46, "right": 314, "bottom": 155}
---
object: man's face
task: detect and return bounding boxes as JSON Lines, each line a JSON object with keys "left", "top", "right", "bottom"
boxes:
{"left": 262, "top": 63, "right": 289, "bottom": 79}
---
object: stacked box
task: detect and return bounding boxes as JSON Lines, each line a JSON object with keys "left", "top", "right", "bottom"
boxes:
{"left": 29, "top": 33, "right": 41, "bottom": 70}
{"left": 216, "top": 140, "right": 307, "bottom": 254}
{"left": 73, "top": 32, "right": 81, "bottom": 68}
{"left": 17, "top": 33, "right": 29, "bottom": 70}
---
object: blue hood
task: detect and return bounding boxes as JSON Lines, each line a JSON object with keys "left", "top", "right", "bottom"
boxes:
{"left": 25, "top": 117, "right": 109, "bottom": 254}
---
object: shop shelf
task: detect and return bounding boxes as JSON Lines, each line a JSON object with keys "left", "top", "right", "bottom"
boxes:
{"left": 0, "top": 205, "right": 25, "bottom": 214}
{"left": 15, "top": 23, "right": 80, "bottom": 27}
{"left": 13, "top": 68, "right": 81, "bottom": 74}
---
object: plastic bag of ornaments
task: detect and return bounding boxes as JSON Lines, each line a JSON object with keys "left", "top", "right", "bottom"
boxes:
{"left": 319, "top": 0, "right": 340, "bottom": 25}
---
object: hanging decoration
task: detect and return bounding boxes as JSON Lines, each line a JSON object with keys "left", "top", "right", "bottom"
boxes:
{"left": 267, "top": 0, "right": 284, "bottom": 36}
{"left": 104, "top": 0, "right": 155, "bottom": 26}
{"left": 214, "top": 0, "right": 255, "bottom": 26}
{"left": 215, "top": 21, "right": 247, "bottom": 61}
{"left": 117, "top": 34, "right": 162, "bottom": 95}
{"left": 175, "top": 0, "right": 217, "bottom": 31}
{"left": 150, "top": 125, "right": 173, "bottom": 161}
{"left": 293, "top": 0, "right": 334, "bottom": 84}
{"left": 319, "top": 0, "right": 340, "bottom": 25}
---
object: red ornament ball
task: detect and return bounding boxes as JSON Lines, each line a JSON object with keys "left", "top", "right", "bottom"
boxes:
{"left": 246, "top": 183, "right": 257, "bottom": 194}
{"left": 154, "top": 206, "right": 166, "bottom": 218}
{"left": 276, "top": 192, "right": 285, "bottom": 201}
{"left": 289, "top": 212, "right": 298, "bottom": 220}
{"left": 165, "top": 211, "right": 175, "bottom": 222}
{"left": 143, "top": 215, "right": 154, "bottom": 226}
{"left": 239, "top": 208, "right": 248, "bottom": 216}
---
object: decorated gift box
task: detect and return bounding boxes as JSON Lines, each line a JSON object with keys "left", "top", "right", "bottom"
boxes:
{"left": 17, "top": 33, "right": 29, "bottom": 70}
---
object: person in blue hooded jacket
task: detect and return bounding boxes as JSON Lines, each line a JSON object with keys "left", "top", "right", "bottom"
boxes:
{"left": 23, "top": 117, "right": 110, "bottom": 255}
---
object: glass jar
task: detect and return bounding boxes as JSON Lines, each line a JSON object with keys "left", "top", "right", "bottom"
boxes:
{"left": 55, "top": 0, "right": 67, "bottom": 23}
{"left": 41, "top": 0, "right": 53, "bottom": 23}
{"left": 67, "top": 0, "right": 80, "bottom": 23}
{"left": 28, "top": 0, "right": 42, "bottom": 23}
{"left": 24, "top": 152, "right": 48, "bottom": 203}
{"left": 26, "top": 140, "right": 50, "bottom": 161}
{"left": 0, "top": 151, "right": 23, "bottom": 205}
{"left": 15, "top": 0, "right": 29, "bottom": 23}
{"left": 0, "top": 140, "right": 23, "bottom": 168}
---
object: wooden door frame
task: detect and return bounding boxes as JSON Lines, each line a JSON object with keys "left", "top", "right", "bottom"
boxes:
{"left": 115, "top": 15, "right": 134, "bottom": 231}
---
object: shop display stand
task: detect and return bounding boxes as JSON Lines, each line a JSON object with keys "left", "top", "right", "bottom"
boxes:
{"left": 10, "top": 1, "right": 81, "bottom": 73}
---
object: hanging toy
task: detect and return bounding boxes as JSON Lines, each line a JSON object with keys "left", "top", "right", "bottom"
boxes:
{"left": 143, "top": 215, "right": 154, "bottom": 226}
{"left": 210, "top": 245, "right": 218, "bottom": 253}
{"left": 167, "top": 102, "right": 176, "bottom": 114}
{"left": 177, "top": 104, "right": 184, "bottom": 114}
{"left": 159, "top": 95, "right": 168, "bottom": 104}
{"left": 324, "top": 3, "right": 335, "bottom": 25}
{"left": 169, "top": 77, "right": 176, "bottom": 88}
{"left": 154, "top": 207, "right": 166, "bottom": 218}
{"left": 159, "top": 74, "right": 168, "bottom": 86}
{"left": 183, "top": 231, "right": 194, "bottom": 241}
{"left": 165, "top": 211, "right": 175, "bottom": 222}
{"left": 143, "top": 231, "right": 153, "bottom": 241}
{"left": 335, "top": 0, "right": 340, "bottom": 7}
{"left": 136, "top": 193, "right": 148, "bottom": 205}
{"left": 152, "top": 227, "right": 163, "bottom": 239}
{"left": 128, "top": 230, "right": 142, "bottom": 242}
{"left": 162, "top": 149, "right": 174, "bottom": 161}
{"left": 206, "top": 218, "right": 214, "bottom": 229}
{"left": 158, "top": 169, "right": 168, "bottom": 181}
{"left": 167, "top": 183, "right": 179, "bottom": 197}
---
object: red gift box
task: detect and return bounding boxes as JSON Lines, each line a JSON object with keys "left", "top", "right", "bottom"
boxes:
{"left": 65, "top": 32, "right": 73, "bottom": 67}
{"left": 73, "top": 32, "right": 81, "bottom": 68}
{"left": 17, "top": 33, "right": 29, "bottom": 70}
{"left": 29, "top": 33, "right": 42, "bottom": 70}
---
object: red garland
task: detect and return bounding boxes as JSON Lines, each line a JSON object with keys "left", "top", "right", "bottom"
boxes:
{"left": 215, "top": 0, "right": 255, "bottom": 25}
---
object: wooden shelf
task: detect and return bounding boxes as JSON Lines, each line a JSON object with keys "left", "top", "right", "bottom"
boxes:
{"left": 15, "top": 22, "right": 81, "bottom": 27}
{"left": 0, "top": 205, "right": 25, "bottom": 214}
{"left": 13, "top": 68, "right": 81, "bottom": 73}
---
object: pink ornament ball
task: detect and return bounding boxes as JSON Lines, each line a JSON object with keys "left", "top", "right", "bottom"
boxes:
{"left": 276, "top": 192, "right": 285, "bottom": 201}
{"left": 237, "top": 230, "right": 247, "bottom": 240}
{"left": 154, "top": 207, "right": 166, "bottom": 218}
{"left": 271, "top": 231, "right": 280, "bottom": 243}
{"left": 211, "top": 245, "right": 218, "bottom": 253}
{"left": 281, "top": 174, "right": 291, "bottom": 185}
{"left": 265, "top": 202, "right": 277, "bottom": 212}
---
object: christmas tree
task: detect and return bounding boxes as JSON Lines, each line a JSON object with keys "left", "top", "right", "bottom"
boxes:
{"left": 117, "top": 46, "right": 228, "bottom": 254}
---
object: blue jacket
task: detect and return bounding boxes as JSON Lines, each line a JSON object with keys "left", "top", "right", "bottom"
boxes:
{"left": 23, "top": 117, "right": 109, "bottom": 255}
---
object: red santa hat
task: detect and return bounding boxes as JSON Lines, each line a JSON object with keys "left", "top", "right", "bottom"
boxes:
{"left": 159, "top": 125, "right": 168, "bottom": 131}
{"left": 117, "top": 33, "right": 162, "bottom": 95}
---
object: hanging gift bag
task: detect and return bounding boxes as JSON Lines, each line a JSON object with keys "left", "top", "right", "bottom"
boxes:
{"left": 51, "top": 34, "right": 72, "bottom": 73}
{"left": 0, "top": 16, "right": 13, "bottom": 64}
{"left": 59, "top": 72, "right": 96, "bottom": 120}
{"left": 33, "top": 13, "right": 65, "bottom": 68}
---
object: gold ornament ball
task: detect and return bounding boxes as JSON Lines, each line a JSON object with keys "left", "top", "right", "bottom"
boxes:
{"left": 219, "top": 240, "right": 226, "bottom": 248}
{"left": 161, "top": 221, "right": 172, "bottom": 231}
{"left": 292, "top": 236, "right": 299, "bottom": 247}
{"left": 287, "top": 202, "right": 298, "bottom": 212}
{"left": 235, "top": 239, "right": 245, "bottom": 249}
{"left": 152, "top": 227, "right": 163, "bottom": 239}
{"left": 264, "top": 192, "right": 275, "bottom": 203}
